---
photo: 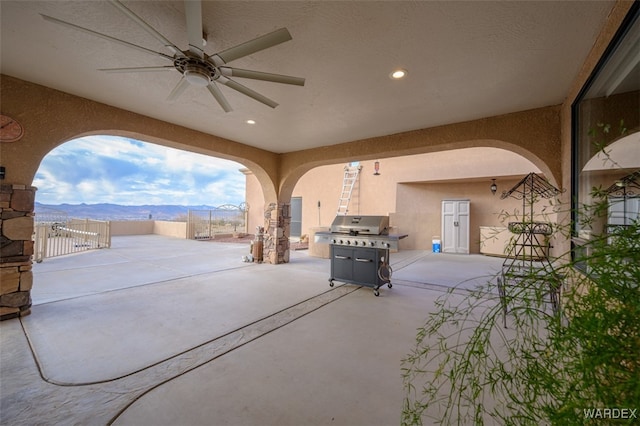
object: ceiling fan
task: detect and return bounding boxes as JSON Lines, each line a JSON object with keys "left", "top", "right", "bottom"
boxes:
{"left": 41, "top": 0, "right": 305, "bottom": 112}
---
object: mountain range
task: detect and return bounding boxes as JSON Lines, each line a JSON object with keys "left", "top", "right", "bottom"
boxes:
{"left": 34, "top": 202, "right": 224, "bottom": 221}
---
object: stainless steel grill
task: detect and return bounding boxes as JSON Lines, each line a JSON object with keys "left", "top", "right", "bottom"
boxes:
{"left": 314, "top": 215, "right": 407, "bottom": 296}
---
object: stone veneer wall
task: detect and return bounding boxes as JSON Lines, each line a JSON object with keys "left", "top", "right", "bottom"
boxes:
{"left": 0, "top": 185, "right": 35, "bottom": 320}
{"left": 263, "top": 203, "right": 290, "bottom": 264}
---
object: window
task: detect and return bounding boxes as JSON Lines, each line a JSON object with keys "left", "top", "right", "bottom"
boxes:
{"left": 572, "top": 4, "right": 640, "bottom": 260}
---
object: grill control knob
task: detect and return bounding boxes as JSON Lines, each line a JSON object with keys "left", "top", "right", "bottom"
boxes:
{"left": 339, "top": 239, "right": 344, "bottom": 244}
{"left": 347, "top": 240, "right": 351, "bottom": 245}
{"left": 370, "top": 241, "right": 375, "bottom": 247}
{"left": 332, "top": 239, "right": 337, "bottom": 244}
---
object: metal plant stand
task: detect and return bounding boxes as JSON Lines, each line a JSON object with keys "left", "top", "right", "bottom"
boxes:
{"left": 497, "top": 173, "right": 561, "bottom": 327}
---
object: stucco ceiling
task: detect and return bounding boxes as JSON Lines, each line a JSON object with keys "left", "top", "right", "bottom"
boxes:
{"left": 1, "top": 1, "right": 615, "bottom": 154}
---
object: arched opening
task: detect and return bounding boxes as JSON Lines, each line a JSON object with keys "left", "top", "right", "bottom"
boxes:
{"left": 31, "top": 134, "right": 257, "bottom": 303}
{"left": 579, "top": 131, "right": 640, "bottom": 238}
{"left": 24, "top": 134, "right": 298, "bottom": 384}
{"left": 285, "top": 146, "right": 554, "bottom": 256}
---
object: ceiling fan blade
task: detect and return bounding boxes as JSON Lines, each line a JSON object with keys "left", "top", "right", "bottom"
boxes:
{"left": 41, "top": 14, "right": 174, "bottom": 61}
{"left": 211, "top": 28, "right": 292, "bottom": 66}
{"left": 108, "top": 0, "right": 182, "bottom": 56}
{"left": 219, "top": 77, "right": 278, "bottom": 109}
{"left": 207, "top": 82, "right": 233, "bottom": 113}
{"left": 99, "top": 66, "right": 175, "bottom": 73}
{"left": 166, "top": 77, "right": 190, "bottom": 102}
{"left": 219, "top": 67, "right": 305, "bottom": 86}
{"left": 184, "top": 0, "right": 204, "bottom": 59}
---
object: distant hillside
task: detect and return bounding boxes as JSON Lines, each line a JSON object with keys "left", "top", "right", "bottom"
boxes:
{"left": 34, "top": 202, "right": 222, "bottom": 221}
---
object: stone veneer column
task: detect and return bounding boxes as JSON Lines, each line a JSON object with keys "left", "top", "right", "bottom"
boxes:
{"left": 0, "top": 185, "right": 35, "bottom": 320}
{"left": 263, "top": 202, "right": 290, "bottom": 264}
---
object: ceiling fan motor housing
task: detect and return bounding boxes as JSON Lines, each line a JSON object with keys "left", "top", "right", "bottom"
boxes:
{"left": 174, "top": 56, "right": 219, "bottom": 86}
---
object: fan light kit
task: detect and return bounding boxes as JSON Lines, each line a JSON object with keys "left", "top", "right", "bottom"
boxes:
{"left": 184, "top": 68, "right": 210, "bottom": 87}
{"left": 41, "top": 0, "right": 305, "bottom": 112}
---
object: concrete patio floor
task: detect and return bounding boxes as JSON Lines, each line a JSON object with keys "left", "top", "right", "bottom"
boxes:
{"left": 1, "top": 235, "right": 504, "bottom": 425}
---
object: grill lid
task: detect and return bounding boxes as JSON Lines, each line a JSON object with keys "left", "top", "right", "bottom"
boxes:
{"left": 330, "top": 215, "right": 389, "bottom": 235}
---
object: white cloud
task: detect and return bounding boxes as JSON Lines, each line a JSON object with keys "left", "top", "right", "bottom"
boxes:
{"left": 35, "top": 135, "right": 248, "bottom": 206}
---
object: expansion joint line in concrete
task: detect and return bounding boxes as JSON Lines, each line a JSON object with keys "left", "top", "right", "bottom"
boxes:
{"left": 388, "top": 253, "right": 431, "bottom": 272}
{"left": 9, "top": 284, "right": 360, "bottom": 425}
{"left": 393, "top": 271, "right": 502, "bottom": 299}
{"left": 33, "top": 263, "right": 257, "bottom": 307}
{"left": 107, "top": 284, "right": 360, "bottom": 424}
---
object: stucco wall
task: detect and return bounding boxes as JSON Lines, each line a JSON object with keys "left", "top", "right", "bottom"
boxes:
{"left": 110, "top": 220, "right": 155, "bottom": 236}
{"left": 264, "top": 148, "right": 551, "bottom": 254}
{"left": 153, "top": 221, "right": 187, "bottom": 239}
{"left": 392, "top": 179, "right": 557, "bottom": 253}
{"left": 110, "top": 220, "right": 186, "bottom": 238}
{"left": 277, "top": 106, "right": 562, "bottom": 204}
{"left": 243, "top": 169, "right": 265, "bottom": 235}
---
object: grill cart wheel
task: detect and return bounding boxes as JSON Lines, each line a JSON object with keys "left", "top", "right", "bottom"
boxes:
{"left": 329, "top": 279, "right": 334, "bottom": 287}
{"left": 387, "top": 283, "right": 392, "bottom": 288}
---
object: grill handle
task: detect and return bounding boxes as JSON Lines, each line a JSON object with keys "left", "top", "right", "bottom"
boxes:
{"left": 334, "top": 255, "right": 351, "bottom": 260}
{"left": 355, "top": 257, "right": 373, "bottom": 262}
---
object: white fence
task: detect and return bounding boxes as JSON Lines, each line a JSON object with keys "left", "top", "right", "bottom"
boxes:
{"left": 33, "top": 218, "right": 111, "bottom": 262}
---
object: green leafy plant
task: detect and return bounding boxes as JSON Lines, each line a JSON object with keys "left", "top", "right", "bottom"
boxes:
{"left": 401, "top": 225, "right": 639, "bottom": 425}
{"left": 401, "top": 183, "right": 639, "bottom": 425}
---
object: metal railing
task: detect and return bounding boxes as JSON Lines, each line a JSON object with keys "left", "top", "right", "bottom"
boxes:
{"left": 33, "top": 217, "right": 111, "bottom": 262}
{"left": 187, "top": 203, "right": 248, "bottom": 240}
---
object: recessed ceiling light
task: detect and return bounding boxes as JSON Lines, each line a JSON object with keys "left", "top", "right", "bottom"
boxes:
{"left": 246, "top": 119, "right": 256, "bottom": 125}
{"left": 390, "top": 69, "right": 407, "bottom": 79}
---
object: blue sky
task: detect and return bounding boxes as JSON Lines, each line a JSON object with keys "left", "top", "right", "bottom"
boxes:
{"left": 33, "top": 135, "right": 246, "bottom": 206}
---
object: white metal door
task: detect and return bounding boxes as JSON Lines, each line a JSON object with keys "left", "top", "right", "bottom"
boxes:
{"left": 456, "top": 200, "right": 470, "bottom": 253}
{"left": 441, "top": 200, "right": 470, "bottom": 254}
{"left": 442, "top": 201, "right": 456, "bottom": 253}
{"left": 607, "top": 196, "right": 639, "bottom": 244}
{"left": 608, "top": 196, "right": 639, "bottom": 226}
